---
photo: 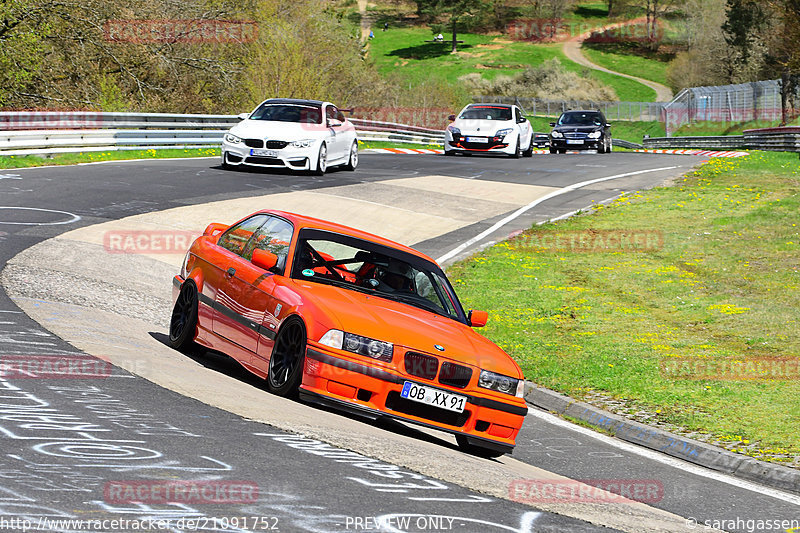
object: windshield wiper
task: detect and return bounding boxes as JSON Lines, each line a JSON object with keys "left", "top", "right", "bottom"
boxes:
{"left": 384, "top": 292, "right": 450, "bottom": 317}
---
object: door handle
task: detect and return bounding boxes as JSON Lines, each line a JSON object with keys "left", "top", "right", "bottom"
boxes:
{"left": 226, "top": 267, "right": 236, "bottom": 277}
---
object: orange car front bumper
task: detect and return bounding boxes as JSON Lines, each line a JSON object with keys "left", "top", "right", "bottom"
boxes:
{"left": 300, "top": 345, "right": 527, "bottom": 454}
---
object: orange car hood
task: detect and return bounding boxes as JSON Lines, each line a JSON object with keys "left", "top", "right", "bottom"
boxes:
{"left": 293, "top": 280, "right": 521, "bottom": 377}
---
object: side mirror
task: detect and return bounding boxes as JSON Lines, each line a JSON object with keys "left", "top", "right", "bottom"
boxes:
{"left": 237, "top": 112, "right": 250, "bottom": 120}
{"left": 327, "top": 118, "right": 342, "bottom": 128}
{"left": 203, "top": 223, "right": 228, "bottom": 238}
{"left": 605, "top": 123, "right": 611, "bottom": 128}
{"left": 549, "top": 122, "right": 556, "bottom": 127}
{"left": 448, "top": 114, "right": 456, "bottom": 122}
{"left": 252, "top": 249, "right": 278, "bottom": 272}
{"left": 468, "top": 310, "right": 488, "bottom": 328}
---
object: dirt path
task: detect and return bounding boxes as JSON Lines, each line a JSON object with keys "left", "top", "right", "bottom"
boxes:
{"left": 563, "top": 20, "right": 674, "bottom": 102}
{"left": 358, "top": 0, "right": 371, "bottom": 41}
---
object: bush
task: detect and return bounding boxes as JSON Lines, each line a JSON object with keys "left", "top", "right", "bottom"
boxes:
{"left": 458, "top": 58, "right": 618, "bottom": 101}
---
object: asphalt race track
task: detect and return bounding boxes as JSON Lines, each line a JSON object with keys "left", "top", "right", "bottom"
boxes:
{"left": 0, "top": 152, "right": 798, "bottom": 533}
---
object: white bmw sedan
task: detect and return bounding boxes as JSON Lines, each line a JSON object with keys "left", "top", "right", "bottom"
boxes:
{"left": 221, "top": 98, "right": 358, "bottom": 175}
{"left": 444, "top": 103, "right": 534, "bottom": 157}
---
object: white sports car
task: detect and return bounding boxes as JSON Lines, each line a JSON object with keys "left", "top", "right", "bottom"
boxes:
{"left": 221, "top": 98, "right": 359, "bottom": 175}
{"left": 444, "top": 103, "right": 534, "bottom": 157}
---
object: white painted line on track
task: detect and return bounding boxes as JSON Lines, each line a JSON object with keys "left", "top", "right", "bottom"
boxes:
{"left": 2, "top": 156, "right": 220, "bottom": 171}
{"left": 436, "top": 166, "right": 679, "bottom": 263}
{"left": 526, "top": 407, "right": 800, "bottom": 506}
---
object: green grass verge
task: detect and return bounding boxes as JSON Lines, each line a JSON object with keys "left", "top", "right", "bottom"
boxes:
{"left": 448, "top": 152, "right": 800, "bottom": 463}
{"left": 368, "top": 26, "right": 658, "bottom": 102}
{"left": 0, "top": 147, "right": 222, "bottom": 169}
{"left": 581, "top": 42, "right": 672, "bottom": 87}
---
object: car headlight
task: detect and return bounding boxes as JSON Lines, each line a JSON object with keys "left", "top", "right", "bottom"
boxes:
{"left": 319, "top": 329, "right": 393, "bottom": 362}
{"left": 495, "top": 128, "right": 513, "bottom": 139}
{"left": 478, "top": 370, "right": 523, "bottom": 397}
{"left": 224, "top": 133, "right": 242, "bottom": 144}
{"left": 447, "top": 125, "right": 461, "bottom": 135}
{"left": 290, "top": 139, "right": 314, "bottom": 148}
{"left": 588, "top": 131, "right": 602, "bottom": 139}
{"left": 550, "top": 131, "right": 563, "bottom": 138}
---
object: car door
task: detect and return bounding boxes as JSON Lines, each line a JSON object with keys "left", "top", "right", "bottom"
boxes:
{"left": 242, "top": 217, "right": 294, "bottom": 374}
{"left": 211, "top": 214, "right": 272, "bottom": 354}
{"left": 337, "top": 108, "right": 356, "bottom": 152}
{"left": 325, "top": 105, "right": 343, "bottom": 160}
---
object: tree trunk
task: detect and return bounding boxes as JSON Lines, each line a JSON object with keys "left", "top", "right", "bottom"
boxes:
{"left": 451, "top": 18, "right": 458, "bottom": 54}
{"left": 781, "top": 68, "right": 790, "bottom": 126}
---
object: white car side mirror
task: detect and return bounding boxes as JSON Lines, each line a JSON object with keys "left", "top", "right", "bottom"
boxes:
{"left": 237, "top": 112, "right": 250, "bottom": 120}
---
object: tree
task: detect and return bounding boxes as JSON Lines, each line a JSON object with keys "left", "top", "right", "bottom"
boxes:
{"left": 417, "top": 0, "right": 491, "bottom": 53}
{"left": 764, "top": 0, "right": 800, "bottom": 124}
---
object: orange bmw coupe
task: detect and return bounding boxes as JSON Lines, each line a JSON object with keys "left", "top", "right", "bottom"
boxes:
{"left": 170, "top": 210, "right": 527, "bottom": 457}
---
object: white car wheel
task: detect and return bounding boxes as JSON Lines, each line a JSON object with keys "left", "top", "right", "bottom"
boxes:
{"left": 313, "top": 143, "right": 327, "bottom": 175}
{"left": 344, "top": 141, "right": 358, "bottom": 171}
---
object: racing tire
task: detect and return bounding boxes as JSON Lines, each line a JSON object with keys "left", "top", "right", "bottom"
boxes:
{"left": 607, "top": 138, "right": 613, "bottom": 152}
{"left": 169, "top": 281, "right": 198, "bottom": 352}
{"left": 523, "top": 137, "right": 534, "bottom": 157}
{"left": 444, "top": 149, "right": 455, "bottom": 156}
{"left": 343, "top": 141, "right": 358, "bottom": 171}
{"left": 558, "top": 149, "right": 567, "bottom": 154}
{"left": 221, "top": 152, "right": 232, "bottom": 170}
{"left": 511, "top": 138, "right": 521, "bottom": 159}
{"left": 455, "top": 435, "right": 505, "bottom": 459}
{"left": 267, "top": 317, "right": 307, "bottom": 397}
{"left": 549, "top": 147, "right": 557, "bottom": 154}
{"left": 312, "top": 143, "right": 327, "bottom": 176}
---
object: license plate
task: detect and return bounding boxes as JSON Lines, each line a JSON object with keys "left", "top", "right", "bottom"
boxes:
{"left": 400, "top": 381, "right": 466, "bottom": 413}
{"left": 566, "top": 139, "right": 584, "bottom": 145}
{"left": 250, "top": 148, "right": 278, "bottom": 157}
{"left": 465, "top": 136, "right": 488, "bottom": 143}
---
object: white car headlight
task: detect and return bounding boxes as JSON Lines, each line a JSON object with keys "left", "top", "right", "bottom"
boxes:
{"left": 551, "top": 131, "right": 563, "bottom": 138}
{"left": 495, "top": 128, "right": 513, "bottom": 139}
{"left": 588, "top": 131, "right": 602, "bottom": 139}
{"left": 224, "top": 133, "right": 242, "bottom": 144}
{"left": 447, "top": 125, "right": 461, "bottom": 135}
{"left": 290, "top": 139, "right": 314, "bottom": 148}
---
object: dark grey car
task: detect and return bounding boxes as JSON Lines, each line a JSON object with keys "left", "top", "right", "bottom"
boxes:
{"left": 549, "top": 110, "right": 612, "bottom": 153}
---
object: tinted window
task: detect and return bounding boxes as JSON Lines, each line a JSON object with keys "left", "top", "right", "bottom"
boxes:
{"left": 217, "top": 215, "right": 269, "bottom": 257}
{"left": 250, "top": 103, "right": 322, "bottom": 124}
{"left": 459, "top": 106, "right": 512, "bottom": 121}
{"left": 557, "top": 112, "right": 604, "bottom": 126}
{"left": 242, "top": 216, "right": 294, "bottom": 273}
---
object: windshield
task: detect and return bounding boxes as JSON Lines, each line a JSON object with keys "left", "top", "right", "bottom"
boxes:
{"left": 249, "top": 103, "right": 322, "bottom": 124}
{"left": 459, "top": 106, "right": 512, "bottom": 121}
{"left": 557, "top": 112, "right": 604, "bottom": 127}
{"left": 291, "top": 229, "right": 466, "bottom": 322}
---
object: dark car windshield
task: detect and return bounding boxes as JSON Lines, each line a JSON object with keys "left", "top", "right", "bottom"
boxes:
{"left": 291, "top": 229, "right": 466, "bottom": 323}
{"left": 250, "top": 103, "right": 322, "bottom": 124}
{"left": 557, "top": 112, "right": 604, "bottom": 127}
{"left": 459, "top": 106, "right": 512, "bottom": 121}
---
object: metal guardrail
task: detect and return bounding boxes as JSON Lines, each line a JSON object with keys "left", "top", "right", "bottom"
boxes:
{"left": 0, "top": 111, "right": 445, "bottom": 155}
{"left": 644, "top": 127, "right": 800, "bottom": 152}
{"left": 643, "top": 135, "right": 746, "bottom": 150}
{"left": 611, "top": 139, "right": 643, "bottom": 150}
{"left": 743, "top": 126, "right": 800, "bottom": 152}
{"left": 473, "top": 96, "right": 667, "bottom": 122}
